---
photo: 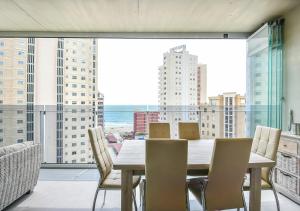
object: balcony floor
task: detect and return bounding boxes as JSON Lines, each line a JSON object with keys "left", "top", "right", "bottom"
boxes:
{"left": 5, "top": 169, "right": 300, "bottom": 211}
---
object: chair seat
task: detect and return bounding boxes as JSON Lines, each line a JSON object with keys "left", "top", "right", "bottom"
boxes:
{"left": 243, "top": 174, "right": 271, "bottom": 190}
{"left": 100, "top": 170, "right": 141, "bottom": 189}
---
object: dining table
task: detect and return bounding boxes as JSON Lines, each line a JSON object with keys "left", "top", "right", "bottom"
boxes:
{"left": 113, "top": 139, "right": 276, "bottom": 211}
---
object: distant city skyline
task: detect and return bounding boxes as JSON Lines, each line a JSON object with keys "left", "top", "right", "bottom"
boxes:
{"left": 98, "top": 39, "right": 246, "bottom": 105}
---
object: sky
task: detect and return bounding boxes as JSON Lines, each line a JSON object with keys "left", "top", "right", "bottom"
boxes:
{"left": 98, "top": 39, "right": 246, "bottom": 105}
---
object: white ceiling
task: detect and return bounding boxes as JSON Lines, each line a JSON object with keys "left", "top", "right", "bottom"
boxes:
{"left": 0, "top": 0, "right": 299, "bottom": 35}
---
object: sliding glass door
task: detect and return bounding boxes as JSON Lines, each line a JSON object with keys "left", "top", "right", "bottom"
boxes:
{"left": 246, "top": 20, "right": 284, "bottom": 136}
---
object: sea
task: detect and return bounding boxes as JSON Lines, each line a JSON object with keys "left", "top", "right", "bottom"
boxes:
{"left": 104, "top": 105, "right": 159, "bottom": 127}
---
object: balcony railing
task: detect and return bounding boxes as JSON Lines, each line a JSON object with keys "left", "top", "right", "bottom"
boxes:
{"left": 0, "top": 105, "right": 269, "bottom": 165}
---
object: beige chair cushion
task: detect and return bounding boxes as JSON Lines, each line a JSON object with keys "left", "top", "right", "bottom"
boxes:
{"left": 265, "top": 128, "right": 281, "bottom": 160}
{"left": 145, "top": 139, "right": 188, "bottom": 211}
{"left": 100, "top": 169, "right": 140, "bottom": 189}
{"left": 178, "top": 122, "right": 200, "bottom": 140}
{"left": 88, "top": 127, "right": 113, "bottom": 181}
{"left": 251, "top": 125, "right": 262, "bottom": 152}
{"left": 250, "top": 125, "right": 281, "bottom": 182}
{"left": 148, "top": 122, "right": 170, "bottom": 139}
{"left": 256, "top": 127, "right": 270, "bottom": 155}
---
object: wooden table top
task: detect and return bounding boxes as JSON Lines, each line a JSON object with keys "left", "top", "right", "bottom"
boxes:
{"left": 113, "top": 139, "right": 276, "bottom": 170}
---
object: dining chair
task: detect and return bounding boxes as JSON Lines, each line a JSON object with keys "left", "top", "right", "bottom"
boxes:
{"left": 178, "top": 122, "right": 200, "bottom": 140}
{"left": 88, "top": 127, "right": 141, "bottom": 211}
{"left": 188, "top": 138, "right": 252, "bottom": 211}
{"left": 144, "top": 139, "right": 189, "bottom": 211}
{"left": 140, "top": 123, "right": 171, "bottom": 207}
{"left": 243, "top": 125, "right": 281, "bottom": 211}
{"left": 148, "top": 122, "right": 171, "bottom": 138}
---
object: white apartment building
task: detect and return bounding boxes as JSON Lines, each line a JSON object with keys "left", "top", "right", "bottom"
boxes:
{"left": 158, "top": 45, "right": 199, "bottom": 137}
{"left": 62, "top": 39, "right": 98, "bottom": 164}
{"left": 34, "top": 38, "right": 98, "bottom": 163}
{"left": 0, "top": 38, "right": 34, "bottom": 147}
{"left": 97, "top": 92, "right": 104, "bottom": 127}
{"left": 197, "top": 64, "right": 207, "bottom": 105}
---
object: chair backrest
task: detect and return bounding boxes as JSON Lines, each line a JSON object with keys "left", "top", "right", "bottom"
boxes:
{"left": 251, "top": 125, "right": 281, "bottom": 182}
{"left": 178, "top": 122, "right": 200, "bottom": 140}
{"left": 145, "top": 139, "right": 188, "bottom": 211}
{"left": 148, "top": 122, "right": 170, "bottom": 139}
{"left": 88, "top": 127, "right": 113, "bottom": 181}
{"left": 205, "top": 138, "right": 252, "bottom": 210}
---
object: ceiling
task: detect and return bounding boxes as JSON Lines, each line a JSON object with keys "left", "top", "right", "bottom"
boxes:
{"left": 0, "top": 0, "right": 299, "bottom": 36}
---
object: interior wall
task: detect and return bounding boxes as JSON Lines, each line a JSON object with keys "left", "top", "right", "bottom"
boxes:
{"left": 283, "top": 5, "right": 300, "bottom": 130}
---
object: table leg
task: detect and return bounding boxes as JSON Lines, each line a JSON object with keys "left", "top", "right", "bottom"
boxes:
{"left": 249, "top": 167, "right": 261, "bottom": 211}
{"left": 121, "top": 169, "right": 133, "bottom": 211}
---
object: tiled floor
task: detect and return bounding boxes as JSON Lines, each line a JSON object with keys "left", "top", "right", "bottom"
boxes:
{"left": 5, "top": 169, "right": 300, "bottom": 211}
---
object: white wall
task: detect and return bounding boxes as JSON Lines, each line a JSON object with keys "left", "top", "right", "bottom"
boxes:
{"left": 283, "top": 5, "right": 300, "bottom": 130}
{"left": 35, "top": 38, "right": 57, "bottom": 106}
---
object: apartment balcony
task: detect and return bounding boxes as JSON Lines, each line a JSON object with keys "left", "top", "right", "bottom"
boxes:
{"left": 1, "top": 105, "right": 300, "bottom": 210}
{"left": 1, "top": 1, "right": 300, "bottom": 211}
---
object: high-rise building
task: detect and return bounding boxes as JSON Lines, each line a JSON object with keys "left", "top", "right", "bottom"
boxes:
{"left": 35, "top": 38, "right": 98, "bottom": 163}
{"left": 97, "top": 92, "right": 104, "bottom": 127}
{"left": 200, "top": 92, "right": 246, "bottom": 139}
{"left": 158, "top": 45, "right": 199, "bottom": 137}
{"left": 200, "top": 96, "right": 224, "bottom": 139}
{"left": 133, "top": 111, "right": 159, "bottom": 135}
{"left": 0, "top": 38, "right": 99, "bottom": 163}
{"left": 197, "top": 64, "right": 207, "bottom": 105}
{"left": 0, "top": 38, "right": 35, "bottom": 147}
{"left": 223, "top": 92, "right": 245, "bottom": 138}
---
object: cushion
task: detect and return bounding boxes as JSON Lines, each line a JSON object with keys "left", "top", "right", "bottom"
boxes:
{"left": 100, "top": 169, "right": 141, "bottom": 188}
{"left": 256, "top": 126, "right": 270, "bottom": 156}
{"left": 251, "top": 126, "right": 281, "bottom": 182}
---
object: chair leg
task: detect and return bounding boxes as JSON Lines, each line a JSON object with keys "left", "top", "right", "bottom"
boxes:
{"left": 142, "top": 180, "right": 146, "bottom": 211}
{"left": 202, "top": 191, "right": 206, "bottom": 211}
{"left": 186, "top": 189, "right": 190, "bottom": 211}
{"left": 132, "top": 190, "right": 138, "bottom": 211}
{"left": 92, "top": 188, "right": 100, "bottom": 211}
{"left": 271, "top": 186, "right": 280, "bottom": 211}
{"left": 139, "top": 182, "right": 143, "bottom": 207}
{"left": 101, "top": 189, "right": 107, "bottom": 208}
{"left": 269, "top": 168, "right": 280, "bottom": 211}
{"left": 242, "top": 191, "right": 247, "bottom": 211}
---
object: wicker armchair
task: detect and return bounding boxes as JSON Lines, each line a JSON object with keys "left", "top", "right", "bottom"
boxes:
{"left": 0, "top": 141, "right": 41, "bottom": 210}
